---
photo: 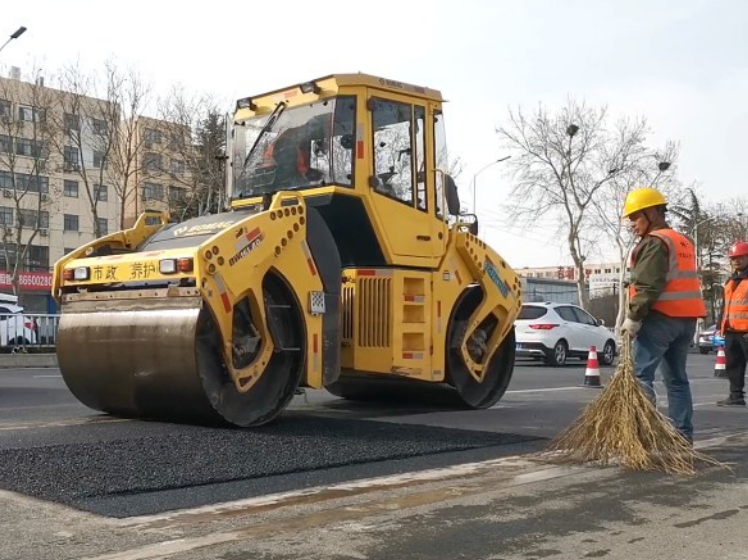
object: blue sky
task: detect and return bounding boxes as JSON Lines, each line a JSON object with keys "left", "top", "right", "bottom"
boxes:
{"left": 2, "top": 0, "right": 745, "bottom": 267}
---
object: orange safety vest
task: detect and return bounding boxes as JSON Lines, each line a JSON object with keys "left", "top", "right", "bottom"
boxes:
{"left": 721, "top": 277, "right": 748, "bottom": 333}
{"left": 629, "top": 228, "right": 707, "bottom": 318}
{"left": 262, "top": 142, "right": 309, "bottom": 174}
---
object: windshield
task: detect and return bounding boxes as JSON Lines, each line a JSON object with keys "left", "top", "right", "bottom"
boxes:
{"left": 232, "top": 96, "right": 356, "bottom": 199}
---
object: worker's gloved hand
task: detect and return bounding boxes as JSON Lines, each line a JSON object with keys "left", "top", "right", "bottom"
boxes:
{"left": 743, "top": 332, "right": 748, "bottom": 342}
{"left": 621, "top": 318, "right": 642, "bottom": 338}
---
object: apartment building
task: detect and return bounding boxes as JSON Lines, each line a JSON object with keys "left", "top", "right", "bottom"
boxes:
{"left": 0, "top": 70, "right": 191, "bottom": 312}
{"left": 518, "top": 262, "right": 625, "bottom": 298}
{"left": 122, "top": 116, "right": 191, "bottom": 228}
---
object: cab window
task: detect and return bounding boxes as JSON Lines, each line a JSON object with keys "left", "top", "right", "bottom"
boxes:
{"left": 370, "top": 99, "right": 414, "bottom": 206}
{"left": 433, "top": 111, "right": 448, "bottom": 217}
{"left": 414, "top": 106, "right": 427, "bottom": 211}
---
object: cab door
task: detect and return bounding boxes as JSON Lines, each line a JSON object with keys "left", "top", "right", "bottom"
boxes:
{"left": 366, "top": 94, "right": 444, "bottom": 265}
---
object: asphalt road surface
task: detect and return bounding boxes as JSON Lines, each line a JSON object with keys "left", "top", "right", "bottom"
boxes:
{"left": 1, "top": 352, "right": 746, "bottom": 560}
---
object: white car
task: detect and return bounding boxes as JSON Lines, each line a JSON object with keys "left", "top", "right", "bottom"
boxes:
{"left": 514, "top": 302, "right": 616, "bottom": 366}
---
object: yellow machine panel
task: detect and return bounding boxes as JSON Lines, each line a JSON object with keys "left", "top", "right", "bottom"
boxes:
{"left": 52, "top": 73, "right": 523, "bottom": 427}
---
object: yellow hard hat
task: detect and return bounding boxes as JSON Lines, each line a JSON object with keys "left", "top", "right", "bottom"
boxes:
{"left": 622, "top": 187, "right": 667, "bottom": 218}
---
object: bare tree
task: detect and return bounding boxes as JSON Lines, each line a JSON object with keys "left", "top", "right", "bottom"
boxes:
{"left": 101, "top": 60, "right": 153, "bottom": 230}
{"left": 0, "top": 67, "right": 58, "bottom": 299}
{"left": 497, "top": 99, "right": 651, "bottom": 310}
{"left": 45, "top": 62, "right": 118, "bottom": 238}
{"left": 158, "top": 86, "right": 226, "bottom": 220}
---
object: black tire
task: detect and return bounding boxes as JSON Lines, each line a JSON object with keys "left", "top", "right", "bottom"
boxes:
{"left": 600, "top": 340, "right": 616, "bottom": 366}
{"left": 699, "top": 347, "right": 710, "bottom": 355}
{"left": 544, "top": 340, "right": 568, "bottom": 366}
{"left": 446, "top": 287, "right": 516, "bottom": 409}
{"left": 196, "top": 273, "right": 305, "bottom": 427}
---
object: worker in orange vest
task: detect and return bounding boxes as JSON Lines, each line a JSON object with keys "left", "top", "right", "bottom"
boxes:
{"left": 715, "top": 241, "right": 748, "bottom": 406}
{"left": 621, "top": 187, "right": 707, "bottom": 444}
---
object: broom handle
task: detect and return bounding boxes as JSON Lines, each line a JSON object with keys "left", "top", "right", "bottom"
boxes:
{"left": 620, "top": 288, "right": 634, "bottom": 367}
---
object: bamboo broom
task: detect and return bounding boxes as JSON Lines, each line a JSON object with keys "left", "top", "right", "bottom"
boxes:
{"left": 540, "top": 333, "right": 723, "bottom": 475}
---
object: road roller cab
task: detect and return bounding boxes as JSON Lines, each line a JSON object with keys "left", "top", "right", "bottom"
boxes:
{"left": 52, "top": 73, "right": 523, "bottom": 427}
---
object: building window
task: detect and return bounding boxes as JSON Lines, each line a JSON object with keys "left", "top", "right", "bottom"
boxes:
{"left": 0, "top": 135, "right": 12, "bottom": 153}
{"left": 64, "top": 180, "right": 78, "bottom": 197}
{"left": 27, "top": 245, "right": 49, "bottom": 271}
{"left": 170, "top": 159, "right": 185, "bottom": 175}
{"left": 144, "top": 128, "right": 161, "bottom": 145}
{"left": 96, "top": 218, "right": 108, "bottom": 236}
{"left": 168, "top": 185, "right": 185, "bottom": 203}
{"left": 94, "top": 184, "right": 108, "bottom": 202}
{"left": 64, "top": 113, "right": 80, "bottom": 132}
{"left": 93, "top": 150, "right": 106, "bottom": 168}
{"left": 18, "top": 105, "right": 44, "bottom": 123}
{"left": 0, "top": 171, "right": 48, "bottom": 194}
{"left": 144, "top": 153, "right": 162, "bottom": 173}
{"left": 0, "top": 99, "right": 11, "bottom": 119}
{"left": 63, "top": 214, "right": 79, "bottom": 232}
{"left": 64, "top": 146, "right": 80, "bottom": 171}
{"left": 142, "top": 182, "right": 164, "bottom": 200}
{"left": 17, "top": 209, "right": 49, "bottom": 229}
{"left": 0, "top": 206, "right": 13, "bottom": 225}
{"left": 92, "top": 118, "right": 107, "bottom": 135}
{"left": 15, "top": 138, "right": 47, "bottom": 158}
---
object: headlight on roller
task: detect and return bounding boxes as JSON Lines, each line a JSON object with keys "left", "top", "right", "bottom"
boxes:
{"left": 63, "top": 267, "right": 90, "bottom": 281}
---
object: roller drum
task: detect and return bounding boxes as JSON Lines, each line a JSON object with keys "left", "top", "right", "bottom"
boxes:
{"left": 56, "top": 296, "right": 221, "bottom": 424}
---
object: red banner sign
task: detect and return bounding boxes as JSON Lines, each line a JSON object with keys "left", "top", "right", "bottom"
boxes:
{"left": 0, "top": 271, "right": 53, "bottom": 292}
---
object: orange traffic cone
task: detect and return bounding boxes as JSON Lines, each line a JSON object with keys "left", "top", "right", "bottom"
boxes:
{"left": 583, "top": 346, "right": 602, "bottom": 388}
{"left": 714, "top": 347, "right": 727, "bottom": 379}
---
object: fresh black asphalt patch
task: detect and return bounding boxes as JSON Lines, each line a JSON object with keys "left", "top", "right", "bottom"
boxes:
{"left": 0, "top": 415, "right": 543, "bottom": 517}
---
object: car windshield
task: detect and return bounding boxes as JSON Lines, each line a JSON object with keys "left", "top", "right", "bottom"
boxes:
{"left": 232, "top": 96, "right": 356, "bottom": 199}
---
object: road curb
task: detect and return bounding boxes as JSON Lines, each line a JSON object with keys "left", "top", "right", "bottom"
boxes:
{"left": 0, "top": 353, "right": 58, "bottom": 368}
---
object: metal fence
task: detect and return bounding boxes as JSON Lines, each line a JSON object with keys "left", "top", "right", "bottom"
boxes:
{"left": 0, "top": 313, "right": 60, "bottom": 352}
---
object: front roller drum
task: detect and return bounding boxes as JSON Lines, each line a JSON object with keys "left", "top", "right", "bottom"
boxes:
{"left": 57, "top": 287, "right": 304, "bottom": 427}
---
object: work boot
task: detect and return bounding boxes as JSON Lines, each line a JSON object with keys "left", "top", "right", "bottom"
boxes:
{"left": 717, "top": 396, "right": 746, "bottom": 406}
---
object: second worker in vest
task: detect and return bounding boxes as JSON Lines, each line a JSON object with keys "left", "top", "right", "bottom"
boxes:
{"left": 716, "top": 241, "right": 748, "bottom": 406}
{"left": 620, "top": 187, "right": 707, "bottom": 444}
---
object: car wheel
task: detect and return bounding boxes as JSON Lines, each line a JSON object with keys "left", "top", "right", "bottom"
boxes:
{"left": 600, "top": 340, "right": 616, "bottom": 365}
{"left": 545, "top": 340, "right": 567, "bottom": 366}
{"left": 699, "top": 347, "right": 709, "bottom": 355}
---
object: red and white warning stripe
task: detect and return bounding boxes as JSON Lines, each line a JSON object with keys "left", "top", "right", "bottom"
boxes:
{"left": 312, "top": 333, "right": 319, "bottom": 373}
{"left": 450, "top": 258, "right": 463, "bottom": 285}
{"left": 357, "top": 269, "right": 393, "bottom": 278}
{"left": 213, "top": 272, "right": 232, "bottom": 313}
{"left": 234, "top": 227, "right": 262, "bottom": 252}
{"left": 300, "top": 241, "right": 317, "bottom": 276}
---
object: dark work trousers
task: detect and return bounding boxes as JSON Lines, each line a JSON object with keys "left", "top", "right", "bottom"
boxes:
{"left": 725, "top": 332, "right": 748, "bottom": 399}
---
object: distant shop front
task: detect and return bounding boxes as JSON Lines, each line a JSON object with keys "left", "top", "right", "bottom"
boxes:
{"left": 0, "top": 270, "right": 56, "bottom": 312}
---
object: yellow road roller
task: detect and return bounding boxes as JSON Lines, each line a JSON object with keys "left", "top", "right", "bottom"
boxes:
{"left": 51, "top": 73, "right": 523, "bottom": 427}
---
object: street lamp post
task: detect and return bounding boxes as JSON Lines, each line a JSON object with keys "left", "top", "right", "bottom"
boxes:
{"left": 0, "top": 26, "right": 27, "bottom": 56}
{"left": 471, "top": 155, "right": 511, "bottom": 213}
